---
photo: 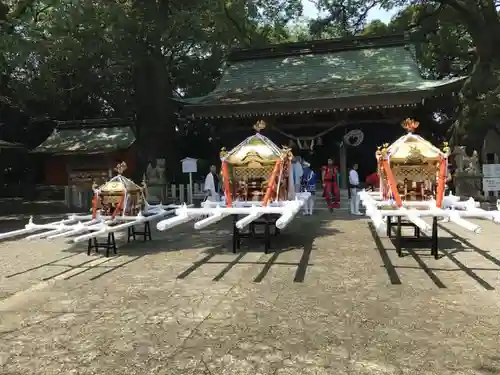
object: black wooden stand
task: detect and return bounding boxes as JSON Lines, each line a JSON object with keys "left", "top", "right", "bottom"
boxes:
{"left": 232, "top": 214, "right": 280, "bottom": 253}
{"left": 86, "top": 222, "right": 152, "bottom": 258}
{"left": 387, "top": 215, "right": 439, "bottom": 259}
{"left": 87, "top": 233, "right": 117, "bottom": 257}
{"left": 127, "top": 222, "right": 152, "bottom": 243}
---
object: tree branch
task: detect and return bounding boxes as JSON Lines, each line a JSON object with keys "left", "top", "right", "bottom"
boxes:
{"left": 7, "top": 0, "right": 37, "bottom": 21}
{"left": 440, "top": 0, "right": 481, "bottom": 28}
{"left": 221, "top": 1, "right": 253, "bottom": 47}
{"left": 407, "top": 3, "right": 446, "bottom": 31}
{"left": 32, "top": 4, "right": 51, "bottom": 24}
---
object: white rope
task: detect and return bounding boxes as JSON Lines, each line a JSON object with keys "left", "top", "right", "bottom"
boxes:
{"left": 271, "top": 121, "right": 346, "bottom": 149}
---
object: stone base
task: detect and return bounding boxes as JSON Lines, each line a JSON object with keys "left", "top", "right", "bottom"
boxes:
{"left": 146, "top": 185, "right": 164, "bottom": 204}
{"left": 454, "top": 174, "right": 482, "bottom": 199}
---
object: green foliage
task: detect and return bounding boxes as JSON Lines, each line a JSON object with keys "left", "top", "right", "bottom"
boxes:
{"left": 309, "top": 0, "right": 500, "bottom": 150}
{"left": 2, "top": 0, "right": 500, "bottom": 157}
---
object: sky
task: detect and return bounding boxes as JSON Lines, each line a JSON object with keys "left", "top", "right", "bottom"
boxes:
{"left": 301, "top": 0, "right": 399, "bottom": 24}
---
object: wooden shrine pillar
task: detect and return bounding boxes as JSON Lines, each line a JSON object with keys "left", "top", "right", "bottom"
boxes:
{"left": 339, "top": 143, "right": 347, "bottom": 189}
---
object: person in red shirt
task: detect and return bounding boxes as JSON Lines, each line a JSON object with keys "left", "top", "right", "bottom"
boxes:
{"left": 365, "top": 171, "right": 379, "bottom": 191}
{"left": 321, "top": 158, "right": 340, "bottom": 212}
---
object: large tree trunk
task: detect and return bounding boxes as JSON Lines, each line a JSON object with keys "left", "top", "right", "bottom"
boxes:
{"left": 449, "top": 4, "right": 500, "bottom": 158}
{"left": 452, "top": 54, "right": 500, "bottom": 157}
{"left": 132, "top": 1, "right": 178, "bottom": 182}
{"left": 132, "top": 53, "right": 177, "bottom": 182}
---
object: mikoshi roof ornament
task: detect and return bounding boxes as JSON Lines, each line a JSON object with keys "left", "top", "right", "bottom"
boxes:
{"left": 0, "top": 161, "right": 185, "bottom": 255}
{"left": 359, "top": 118, "right": 500, "bottom": 259}
{"left": 156, "top": 120, "right": 310, "bottom": 234}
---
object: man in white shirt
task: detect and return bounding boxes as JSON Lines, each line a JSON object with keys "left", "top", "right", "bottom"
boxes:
{"left": 204, "top": 165, "right": 220, "bottom": 202}
{"left": 348, "top": 163, "right": 362, "bottom": 216}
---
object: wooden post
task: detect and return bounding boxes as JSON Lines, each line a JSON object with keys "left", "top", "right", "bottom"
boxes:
{"left": 179, "top": 184, "right": 185, "bottom": 203}
{"left": 221, "top": 160, "right": 233, "bottom": 207}
{"left": 339, "top": 143, "right": 347, "bottom": 189}
{"left": 64, "top": 186, "right": 71, "bottom": 207}
{"left": 435, "top": 157, "right": 447, "bottom": 208}
{"left": 381, "top": 159, "right": 403, "bottom": 207}
{"left": 263, "top": 158, "right": 282, "bottom": 206}
{"left": 112, "top": 195, "right": 125, "bottom": 218}
{"left": 188, "top": 172, "right": 193, "bottom": 204}
{"left": 91, "top": 192, "right": 98, "bottom": 219}
{"left": 171, "top": 184, "right": 176, "bottom": 202}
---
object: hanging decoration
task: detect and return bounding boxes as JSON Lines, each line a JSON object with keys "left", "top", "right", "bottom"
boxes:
{"left": 343, "top": 129, "right": 364, "bottom": 147}
{"left": 296, "top": 137, "right": 315, "bottom": 151}
{"left": 271, "top": 121, "right": 346, "bottom": 153}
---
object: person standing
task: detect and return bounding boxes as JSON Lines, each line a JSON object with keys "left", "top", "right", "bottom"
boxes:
{"left": 301, "top": 161, "right": 316, "bottom": 215}
{"left": 322, "top": 158, "right": 340, "bottom": 212}
{"left": 204, "top": 165, "right": 220, "bottom": 202}
{"left": 365, "top": 170, "right": 379, "bottom": 191}
{"left": 349, "top": 163, "right": 362, "bottom": 215}
{"left": 291, "top": 156, "right": 303, "bottom": 195}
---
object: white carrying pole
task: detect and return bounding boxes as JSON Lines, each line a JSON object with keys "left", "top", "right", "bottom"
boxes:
{"left": 194, "top": 212, "right": 229, "bottom": 230}
{"left": 47, "top": 220, "right": 108, "bottom": 239}
{"left": 0, "top": 223, "right": 42, "bottom": 241}
{"left": 236, "top": 210, "right": 263, "bottom": 229}
{"left": 0, "top": 214, "right": 80, "bottom": 241}
{"left": 448, "top": 211, "right": 482, "bottom": 233}
{"left": 72, "top": 209, "right": 174, "bottom": 243}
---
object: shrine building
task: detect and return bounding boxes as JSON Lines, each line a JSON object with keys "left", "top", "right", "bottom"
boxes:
{"left": 32, "top": 118, "right": 136, "bottom": 207}
{"left": 175, "top": 33, "right": 465, "bottom": 187}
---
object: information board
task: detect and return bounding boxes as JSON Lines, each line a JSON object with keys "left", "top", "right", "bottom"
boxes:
{"left": 483, "top": 177, "right": 500, "bottom": 192}
{"left": 482, "top": 164, "right": 500, "bottom": 178}
{"left": 181, "top": 157, "right": 198, "bottom": 173}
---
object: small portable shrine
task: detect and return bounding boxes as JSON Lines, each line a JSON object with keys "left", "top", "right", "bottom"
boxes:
{"left": 376, "top": 119, "right": 450, "bottom": 207}
{"left": 219, "top": 120, "right": 294, "bottom": 205}
{"left": 91, "top": 161, "right": 146, "bottom": 217}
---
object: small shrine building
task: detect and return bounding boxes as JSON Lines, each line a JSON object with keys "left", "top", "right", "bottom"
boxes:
{"left": 32, "top": 118, "right": 136, "bottom": 207}
{"left": 175, "top": 33, "right": 465, "bottom": 187}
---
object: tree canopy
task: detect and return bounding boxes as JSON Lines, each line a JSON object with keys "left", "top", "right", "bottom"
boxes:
{"left": 1, "top": 0, "right": 498, "bottom": 174}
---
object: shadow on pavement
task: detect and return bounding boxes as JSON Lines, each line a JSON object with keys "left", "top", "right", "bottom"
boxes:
{"left": 368, "top": 222, "right": 495, "bottom": 290}
{"left": 439, "top": 224, "right": 500, "bottom": 268}
{"left": 1, "top": 211, "right": 341, "bottom": 284}
{"left": 176, "top": 215, "right": 340, "bottom": 283}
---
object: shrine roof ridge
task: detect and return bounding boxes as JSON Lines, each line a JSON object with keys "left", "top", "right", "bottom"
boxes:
{"left": 227, "top": 33, "right": 410, "bottom": 62}
{"left": 55, "top": 117, "right": 134, "bottom": 130}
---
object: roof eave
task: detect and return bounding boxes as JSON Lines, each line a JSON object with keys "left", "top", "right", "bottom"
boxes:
{"left": 181, "top": 91, "right": 434, "bottom": 119}
{"left": 0, "top": 141, "right": 25, "bottom": 149}
{"left": 31, "top": 142, "right": 135, "bottom": 155}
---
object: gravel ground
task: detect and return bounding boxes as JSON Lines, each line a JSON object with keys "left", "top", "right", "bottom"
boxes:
{"left": 0, "top": 209, "right": 500, "bottom": 374}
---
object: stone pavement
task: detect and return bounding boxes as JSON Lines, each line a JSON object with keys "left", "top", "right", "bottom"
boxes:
{"left": 0, "top": 208, "right": 500, "bottom": 374}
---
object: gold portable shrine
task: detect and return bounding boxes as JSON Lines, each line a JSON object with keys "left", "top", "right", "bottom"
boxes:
{"left": 92, "top": 162, "right": 146, "bottom": 217}
{"left": 220, "top": 121, "right": 294, "bottom": 202}
{"left": 377, "top": 119, "right": 449, "bottom": 203}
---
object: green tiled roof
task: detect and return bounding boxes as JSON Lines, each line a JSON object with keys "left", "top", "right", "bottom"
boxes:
{"left": 0, "top": 140, "right": 23, "bottom": 149}
{"left": 180, "top": 40, "right": 466, "bottom": 118}
{"left": 33, "top": 126, "right": 136, "bottom": 154}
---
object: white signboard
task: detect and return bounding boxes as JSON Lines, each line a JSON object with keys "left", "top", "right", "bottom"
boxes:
{"left": 482, "top": 164, "right": 500, "bottom": 178}
{"left": 483, "top": 177, "right": 500, "bottom": 191}
{"left": 181, "top": 157, "right": 197, "bottom": 173}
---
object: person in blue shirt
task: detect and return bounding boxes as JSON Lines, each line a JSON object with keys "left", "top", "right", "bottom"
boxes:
{"left": 301, "top": 161, "right": 317, "bottom": 215}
